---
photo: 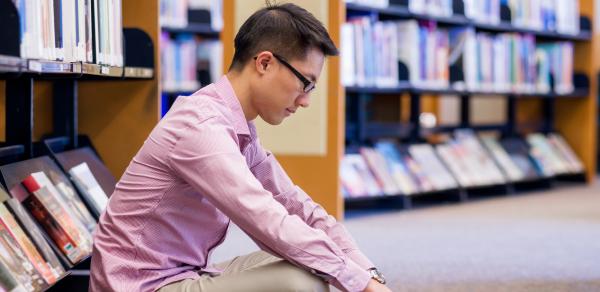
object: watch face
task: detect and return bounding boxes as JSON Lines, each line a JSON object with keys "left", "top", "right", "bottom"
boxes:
{"left": 370, "top": 269, "right": 386, "bottom": 284}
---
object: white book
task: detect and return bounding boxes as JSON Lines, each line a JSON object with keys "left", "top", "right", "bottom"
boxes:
{"left": 69, "top": 163, "right": 109, "bottom": 214}
{"left": 61, "top": 0, "right": 74, "bottom": 62}
{"left": 352, "top": 19, "right": 366, "bottom": 86}
{"left": 397, "top": 20, "right": 420, "bottom": 86}
{"left": 45, "top": 0, "right": 58, "bottom": 60}
{"left": 341, "top": 23, "right": 356, "bottom": 86}
{"left": 210, "top": 0, "right": 223, "bottom": 32}
{"left": 106, "top": 0, "right": 114, "bottom": 66}
{"left": 76, "top": 0, "right": 86, "bottom": 61}
{"left": 116, "top": 0, "right": 123, "bottom": 66}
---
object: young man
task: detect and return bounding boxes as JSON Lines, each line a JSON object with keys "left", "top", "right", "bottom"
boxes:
{"left": 90, "top": 2, "right": 391, "bottom": 292}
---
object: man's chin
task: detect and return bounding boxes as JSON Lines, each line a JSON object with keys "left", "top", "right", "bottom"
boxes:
{"left": 260, "top": 115, "right": 285, "bottom": 126}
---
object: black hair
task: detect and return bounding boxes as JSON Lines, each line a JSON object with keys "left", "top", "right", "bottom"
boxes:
{"left": 229, "top": 1, "right": 338, "bottom": 71}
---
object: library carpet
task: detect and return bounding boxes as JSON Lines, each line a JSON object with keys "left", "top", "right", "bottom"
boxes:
{"left": 211, "top": 181, "right": 600, "bottom": 292}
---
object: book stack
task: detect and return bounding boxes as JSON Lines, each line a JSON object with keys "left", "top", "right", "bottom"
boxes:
{"left": 342, "top": 18, "right": 449, "bottom": 88}
{"left": 0, "top": 161, "right": 109, "bottom": 290}
{"left": 342, "top": 20, "right": 575, "bottom": 94}
{"left": 449, "top": 28, "right": 574, "bottom": 93}
{"left": 340, "top": 132, "right": 584, "bottom": 198}
{"left": 161, "top": 33, "right": 222, "bottom": 92}
{"left": 14, "top": 0, "right": 123, "bottom": 66}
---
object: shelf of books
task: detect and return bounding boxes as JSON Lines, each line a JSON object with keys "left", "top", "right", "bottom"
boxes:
{"left": 340, "top": 0, "right": 597, "bottom": 210}
{"left": 160, "top": 0, "right": 224, "bottom": 116}
{"left": 0, "top": 0, "right": 154, "bottom": 79}
{"left": 0, "top": 0, "right": 157, "bottom": 290}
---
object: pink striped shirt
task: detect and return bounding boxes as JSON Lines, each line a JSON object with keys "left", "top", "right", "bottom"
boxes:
{"left": 89, "top": 76, "right": 374, "bottom": 292}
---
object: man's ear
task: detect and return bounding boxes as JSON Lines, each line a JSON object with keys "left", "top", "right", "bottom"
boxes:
{"left": 254, "top": 51, "right": 274, "bottom": 75}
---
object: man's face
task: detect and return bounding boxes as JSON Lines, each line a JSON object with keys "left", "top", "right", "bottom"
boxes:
{"left": 251, "top": 48, "right": 325, "bottom": 125}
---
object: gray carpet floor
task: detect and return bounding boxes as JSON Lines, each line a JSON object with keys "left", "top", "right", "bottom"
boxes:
{"left": 210, "top": 181, "right": 600, "bottom": 292}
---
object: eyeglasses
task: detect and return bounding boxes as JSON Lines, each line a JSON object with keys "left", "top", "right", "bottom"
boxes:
{"left": 254, "top": 54, "right": 316, "bottom": 93}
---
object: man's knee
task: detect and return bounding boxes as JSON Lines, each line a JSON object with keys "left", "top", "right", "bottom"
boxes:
{"left": 274, "top": 262, "right": 330, "bottom": 292}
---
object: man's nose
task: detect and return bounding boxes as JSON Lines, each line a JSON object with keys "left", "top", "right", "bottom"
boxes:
{"left": 296, "top": 94, "right": 310, "bottom": 108}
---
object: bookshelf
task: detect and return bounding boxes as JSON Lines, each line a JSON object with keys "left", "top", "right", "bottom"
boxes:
{"left": 0, "top": 0, "right": 158, "bottom": 289}
{"left": 223, "top": 0, "right": 597, "bottom": 218}
{"left": 341, "top": 0, "right": 597, "bottom": 210}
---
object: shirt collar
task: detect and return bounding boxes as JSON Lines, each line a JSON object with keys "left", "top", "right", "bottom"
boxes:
{"left": 214, "top": 75, "right": 251, "bottom": 137}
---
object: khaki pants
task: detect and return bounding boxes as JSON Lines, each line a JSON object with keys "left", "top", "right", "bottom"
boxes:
{"left": 157, "top": 251, "right": 330, "bottom": 292}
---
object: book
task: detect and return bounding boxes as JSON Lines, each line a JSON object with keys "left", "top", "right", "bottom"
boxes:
{"left": 68, "top": 162, "right": 108, "bottom": 216}
{"left": 13, "top": 0, "right": 122, "bottom": 65}
{"left": 374, "top": 142, "right": 420, "bottom": 195}
{"left": 2, "top": 186, "right": 70, "bottom": 272}
{"left": 343, "top": 154, "right": 382, "bottom": 197}
{"left": 360, "top": 147, "right": 401, "bottom": 195}
{"left": 547, "top": 133, "right": 584, "bottom": 173}
{"left": 54, "top": 146, "right": 117, "bottom": 198}
{"left": 29, "top": 172, "right": 96, "bottom": 235}
{"left": 481, "top": 136, "right": 526, "bottom": 182}
{"left": 340, "top": 156, "right": 368, "bottom": 198}
{"left": 397, "top": 146, "right": 436, "bottom": 192}
{"left": 0, "top": 258, "right": 27, "bottom": 292}
{"left": 454, "top": 130, "right": 507, "bottom": 185}
{"left": 527, "top": 133, "right": 573, "bottom": 175}
{"left": 0, "top": 216, "right": 47, "bottom": 292}
{"left": 408, "top": 144, "right": 458, "bottom": 190}
{"left": 501, "top": 137, "right": 544, "bottom": 179}
{"left": 0, "top": 204, "right": 57, "bottom": 285}
{"left": 20, "top": 177, "right": 88, "bottom": 265}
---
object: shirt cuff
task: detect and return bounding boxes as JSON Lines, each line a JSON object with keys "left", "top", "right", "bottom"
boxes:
{"left": 346, "top": 249, "right": 375, "bottom": 271}
{"left": 336, "top": 258, "right": 372, "bottom": 292}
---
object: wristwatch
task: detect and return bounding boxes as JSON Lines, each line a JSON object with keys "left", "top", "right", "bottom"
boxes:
{"left": 367, "top": 268, "right": 386, "bottom": 284}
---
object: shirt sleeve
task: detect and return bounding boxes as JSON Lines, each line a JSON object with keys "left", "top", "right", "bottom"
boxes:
{"left": 167, "top": 118, "right": 371, "bottom": 292}
{"left": 244, "top": 137, "right": 375, "bottom": 271}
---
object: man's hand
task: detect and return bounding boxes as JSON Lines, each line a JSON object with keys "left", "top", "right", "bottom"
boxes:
{"left": 363, "top": 279, "right": 392, "bottom": 292}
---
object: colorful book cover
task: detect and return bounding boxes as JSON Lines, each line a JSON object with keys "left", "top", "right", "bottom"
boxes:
{"left": 0, "top": 204, "right": 56, "bottom": 285}
{"left": 21, "top": 177, "right": 86, "bottom": 264}
{"left": 0, "top": 217, "right": 47, "bottom": 292}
